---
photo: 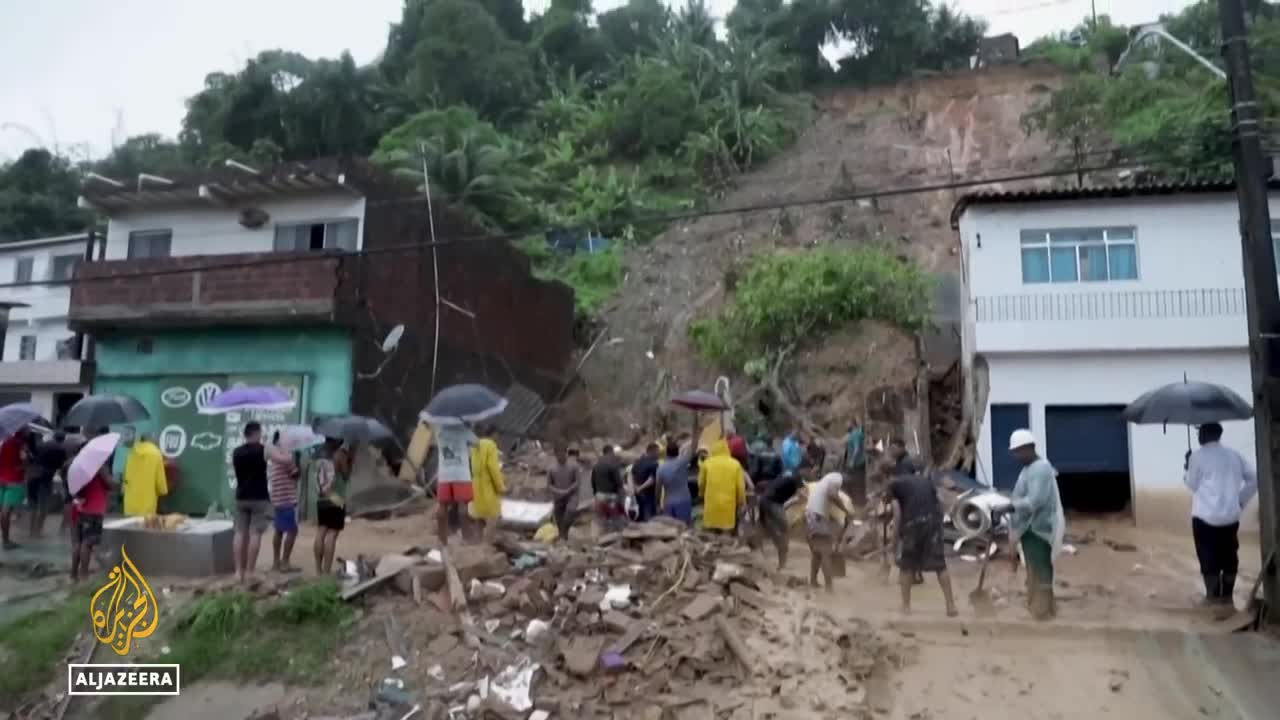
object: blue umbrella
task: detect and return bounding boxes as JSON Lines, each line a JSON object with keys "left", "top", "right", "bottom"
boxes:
{"left": 198, "top": 386, "right": 296, "bottom": 415}
{"left": 0, "top": 402, "right": 46, "bottom": 438}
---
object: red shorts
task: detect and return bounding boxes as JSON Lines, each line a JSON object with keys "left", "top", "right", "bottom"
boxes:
{"left": 438, "top": 482, "right": 474, "bottom": 504}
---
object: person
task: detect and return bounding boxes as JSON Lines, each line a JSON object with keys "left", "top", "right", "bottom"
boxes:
{"left": 781, "top": 431, "right": 804, "bottom": 476}
{"left": 889, "top": 438, "right": 919, "bottom": 476}
{"left": 29, "top": 431, "right": 69, "bottom": 537}
{"left": 658, "top": 440, "right": 694, "bottom": 525}
{"left": 805, "top": 437, "right": 827, "bottom": 476}
{"left": 1007, "top": 429, "right": 1066, "bottom": 621}
{"left": 548, "top": 445, "right": 581, "bottom": 539}
{"left": 0, "top": 428, "right": 29, "bottom": 549}
{"left": 698, "top": 439, "right": 747, "bottom": 534}
{"left": 727, "top": 433, "right": 750, "bottom": 471}
{"left": 469, "top": 425, "right": 507, "bottom": 541}
{"left": 591, "top": 444, "right": 626, "bottom": 532}
{"left": 841, "top": 421, "right": 867, "bottom": 503}
{"left": 433, "top": 422, "right": 477, "bottom": 546}
{"left": 888, "top": 462, "right": 958, "bottom": 616}
{"left": 267, "top": 431, "right": 301, "bottom": 573}
{"left": 806, "top": 471, "right": 852, "bottom": 591}
{"left": 313, "top": 441, "right": 350, "bottom": 574}
{"left": 1184, "top": 422, "right": 1257, "bottom": 607}
{"left": 122, "top": 433, "right": 168, "bottom": 517}
{"left": 630, "top": 443, "right": 661, "bottom": 521}
{"left": 231, "top": 422, "right": 271, "bottom": 584}
{"left": 759, "top": 469, "right": 802, "bottom": 569}
{"left": 70, "top": 461, "right": 112, "bottom": 583}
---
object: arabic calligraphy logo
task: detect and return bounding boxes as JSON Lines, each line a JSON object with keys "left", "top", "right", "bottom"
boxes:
{"left": 90, "top": 546, "right": 160, "bottom": 656}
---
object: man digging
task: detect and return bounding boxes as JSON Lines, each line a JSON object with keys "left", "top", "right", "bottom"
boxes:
{"left": 805, "top": 472, "right": 852, "bottom": 591}
{"left": 886, "top": 460, "right": 958, "bottom": 616}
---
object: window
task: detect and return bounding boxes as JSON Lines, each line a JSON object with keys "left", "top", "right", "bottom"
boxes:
{"left": 13, "top": 257, "right": 33, "bottom": 284}
{"left": 273, "top": 219, "right": 358, "bottom": 252}
{"left": 1020, "top": 227, "right": 1138, "bottom": 284}
{"left": 49, "top": 254, "right": 80, "bottom": 282}
{"left": 18, "top": 335, "right": 36, "bottom": 361}
{"left": 127, "top": 229, "right": 173, "bottom": 259}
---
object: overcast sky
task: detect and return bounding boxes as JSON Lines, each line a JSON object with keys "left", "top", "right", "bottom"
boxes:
{"left": 0, "top": 0, "right": 1199, "bottom": 161}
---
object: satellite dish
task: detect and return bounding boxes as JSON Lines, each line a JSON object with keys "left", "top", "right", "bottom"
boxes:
{"left": 381, "top": 325, "right": 405, "bottom": 353}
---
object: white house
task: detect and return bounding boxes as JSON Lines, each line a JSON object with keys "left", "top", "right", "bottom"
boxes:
{"left": 0, "top": 234, "right": 94, "bottom": 420}
{"left": 952, "top": 182, "right": 1266, "bottom": 531}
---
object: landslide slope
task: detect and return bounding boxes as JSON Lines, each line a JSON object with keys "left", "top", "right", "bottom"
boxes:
{"left": 569, "top": 62, "right": 1068, "bottom": 438}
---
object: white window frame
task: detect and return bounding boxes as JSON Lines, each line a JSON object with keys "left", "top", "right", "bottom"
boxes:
{"left": 1019, "top": 226, "right": 1140, "bottom": 284}
{"left": 127, "top": 229, "right": 173, "bottom": 259}
{"left": 273, "top": 218, "right": 359, "bottom": 253}
{"left": 13, "top": 257, "right": 33, "bottom": 284}
{"left": 18, "top": 335, "right": 36, "bottom": 361}
{"left": 48, "top": 253, "right": 81, "bottom": 282}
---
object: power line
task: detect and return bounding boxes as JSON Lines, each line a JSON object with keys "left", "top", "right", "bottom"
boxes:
{"left": 0, "top": 153, "right": 1204, "bottom": 294}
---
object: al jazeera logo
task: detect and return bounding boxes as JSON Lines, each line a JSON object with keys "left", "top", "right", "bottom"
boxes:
{"left": 67, "top": 546, "right": 180, "bottom": 696}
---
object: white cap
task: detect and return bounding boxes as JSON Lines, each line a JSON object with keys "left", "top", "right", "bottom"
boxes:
{"left": 1008, "top": 429, "right": 1036, "bottom": 451}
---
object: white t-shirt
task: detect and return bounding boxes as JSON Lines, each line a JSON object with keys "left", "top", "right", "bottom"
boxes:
{"left": 806, "top": 472, "right": 844, "bottom": 516}
{"left": 435, "top": 425, "right": 477, "bottom": 484}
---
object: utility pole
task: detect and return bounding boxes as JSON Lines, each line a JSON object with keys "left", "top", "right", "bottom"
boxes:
{"left": 1218, "top": 0, "right": 1280, "bottom": 618}
{"left": 1091, "top": 0, "right": 1098, "bottom": 30}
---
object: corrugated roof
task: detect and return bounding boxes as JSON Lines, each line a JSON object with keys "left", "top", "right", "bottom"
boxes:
{"left": 948, "top": 178, "right": 1263, "bottom": 228}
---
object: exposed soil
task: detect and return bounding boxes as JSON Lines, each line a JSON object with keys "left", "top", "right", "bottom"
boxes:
{"left": 568, "top": 62, "right": 1070, "bottom": 440}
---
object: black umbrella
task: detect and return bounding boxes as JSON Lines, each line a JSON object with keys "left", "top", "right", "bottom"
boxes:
{"left": 312, "top": 415, "right": 394, "bottom": 445}
{"left": 1122, "top": 380, "right": 1253, "bottom": 426}
{"left": 62, "top": 395, "right": 150, "bottom": 430}
{"left": 419, "top": 384, "right": 508, "bottom": 426}
{"left": 0, "top": 402, "right": 48, "bottom": 438}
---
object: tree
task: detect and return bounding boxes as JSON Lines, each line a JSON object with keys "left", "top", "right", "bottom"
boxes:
{"left": 0, "top": 149, "right": 90, "bottom": 241}
{"left": 95, "top": 134, "right": 191, "bottom": 180}
{"left": 598, "top": 0, "right": 671, "bottom": 58}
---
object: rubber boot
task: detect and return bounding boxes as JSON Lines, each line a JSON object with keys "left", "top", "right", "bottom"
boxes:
{"left": 1201, "top": 574, "right": 1221, "bottom": 606}
{"left": 1030, "top": 585, "right": 1054, "bottom": 621}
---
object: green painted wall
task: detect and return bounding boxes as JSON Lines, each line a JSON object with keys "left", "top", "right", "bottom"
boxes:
{"left": 93, "top": 327, "right": 353, "bottom": 514}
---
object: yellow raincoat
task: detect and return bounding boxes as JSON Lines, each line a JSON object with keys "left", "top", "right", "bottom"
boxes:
{"left": 123, "top": 439, "right": 168, "bottom": 516}
{"left": 698, "top": 440, "right": 745, "bottom": 530}
{"left": 469, "top": 437, "right": 507, "bottom": 520}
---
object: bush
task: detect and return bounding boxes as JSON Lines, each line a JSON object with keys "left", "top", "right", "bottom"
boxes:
{"left": 690, "top": 247, "right": 932, "bottom": 368}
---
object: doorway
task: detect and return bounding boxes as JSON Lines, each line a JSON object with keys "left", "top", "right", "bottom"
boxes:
{"left": 53, "top": 392, "right": 83, "bottom": 429}
{"left": 989, "top": 403, "right": 1029, "bottom": 491}
{"left": 1045, "top": 404, "right": 1133, "bottom": 514}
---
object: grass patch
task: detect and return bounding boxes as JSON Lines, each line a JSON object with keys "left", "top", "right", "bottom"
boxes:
{"left": 0, "top": 588, "right": 88, "bottom": 704}
{"left": 98, "top": 580, "right": 354, "bottom": 719}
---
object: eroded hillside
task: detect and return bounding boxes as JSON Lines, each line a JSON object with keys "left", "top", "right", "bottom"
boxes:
{"left": 565, "top": 62, "right": 1068, "bottom": 441}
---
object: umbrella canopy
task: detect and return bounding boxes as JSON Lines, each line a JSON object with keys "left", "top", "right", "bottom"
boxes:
{"left": 275, "top": 425, "right": 325, "bottom": 452}
{"left": 669, "top": 390, "right": 728, "bottom": 412}
{"left": 312, "top": 415, "right": 393, "bottom": 445}
{"left": 1122, "top": 381, "right": 1253, "bottom": 426}
{"left": 198, "top": 386, "right": 296, "bottom": 415}
{"left": 0, "top": 402, "right": 48, "bottom": 438}
{"left": 63, "top": 395, "right": 150, "bottom": 430}
{"left": 420, "top": 384, "right": 509, "bottom": 426}
{"left": 68, "top": 432, "right": 120, "bottom": 496}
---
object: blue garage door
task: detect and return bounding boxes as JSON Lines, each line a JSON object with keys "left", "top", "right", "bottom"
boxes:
{"left": 1045, "top": 405, "right": 1130, "bottom": 474}
{"left": 990, "top": 403, "right": 1030, "bottom": 491}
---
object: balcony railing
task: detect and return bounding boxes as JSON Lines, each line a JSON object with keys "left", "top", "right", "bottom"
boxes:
{"left": 974, "top": 288, "right": 1246, "bottom": 323}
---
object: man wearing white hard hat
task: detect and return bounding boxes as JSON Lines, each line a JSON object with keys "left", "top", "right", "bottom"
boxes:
{"left": 1008, "top": 429, "right": 1066, "bottom": 621}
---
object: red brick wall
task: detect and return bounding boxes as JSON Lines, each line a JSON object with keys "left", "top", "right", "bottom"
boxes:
{"left": 71, "top": 253, "right": 341, "bottom": 312}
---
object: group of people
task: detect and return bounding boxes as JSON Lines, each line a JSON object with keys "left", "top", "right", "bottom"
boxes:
{"left": 230, "top": 422, "right": 353, "bottom": 584}
{"left": 431, "top": 423, "right": 508, "bottom": 546}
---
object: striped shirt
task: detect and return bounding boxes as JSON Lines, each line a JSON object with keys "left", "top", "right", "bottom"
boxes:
{"left": 267, "top": 450, "right": 299, "bottom": 508}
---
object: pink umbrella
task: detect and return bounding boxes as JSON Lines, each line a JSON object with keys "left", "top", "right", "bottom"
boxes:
{"left": 68, "top": 432, "right": 120, "bottom": 496}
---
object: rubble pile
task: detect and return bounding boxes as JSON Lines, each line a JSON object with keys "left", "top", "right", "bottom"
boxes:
{"left": 327, "top": 519, "right": 903, "bottom": 720}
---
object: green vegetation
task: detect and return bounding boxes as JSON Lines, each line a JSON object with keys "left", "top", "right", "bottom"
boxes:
{"left": 0, "top": 589, "right": 89, "bottom": 703}
{"left": 690, "top": 247, "right": 933, "bottom": 369}
{"left": 98, "top": 581, "right": 353, "bottom": 719}
{"left": 1022, "top": 2, "right": 1280, "bottom": 178}
{"left": 1, "top": 0, "right": 990, "bottom": 313}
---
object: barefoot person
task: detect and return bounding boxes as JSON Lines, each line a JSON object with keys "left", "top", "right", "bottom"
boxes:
{"left": 805, "top": 471, "right": 852, "bottom": 591}
{"left": 267, "top": 432, "right": 301, "bottom": 573}
{"left": 433, "top": 422, "right": 477, "bottom": 545}
{"left": 1184, "top": 422, "right": 1257, "bottom": 607}
{"left": 1008, "top": 429, "right": 1066, "bottom": 621}
{"left": 231, "top": 422, "right": 272, "bottom": 584}
{"left": 312, "top": 442, "right": 349, "bottom": 574}
{"left": 888, "top": 462, "right": 958, "bottom": 616}
{"left": 70, "top": 462, "right": 112, "bottom": 583}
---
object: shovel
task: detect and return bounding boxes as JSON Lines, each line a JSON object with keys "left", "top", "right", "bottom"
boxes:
{"left": 968, "top": 540, "right": 997, "bottom": 617}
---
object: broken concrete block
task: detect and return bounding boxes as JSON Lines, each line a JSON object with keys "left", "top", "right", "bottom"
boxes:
{"left": 681, "top": 594, "right": 722, "bottom": 621}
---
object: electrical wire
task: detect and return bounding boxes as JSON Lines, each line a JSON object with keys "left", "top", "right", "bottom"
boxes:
{"left": 0, "top": 151, "right": 1229, "bottom": 293}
